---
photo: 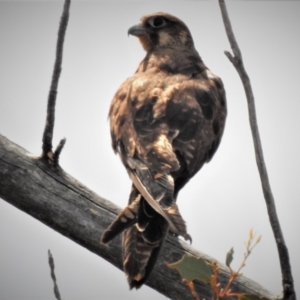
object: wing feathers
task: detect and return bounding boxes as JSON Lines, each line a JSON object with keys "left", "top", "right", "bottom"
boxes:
{"left": 127, "top": 156, "right": 190, "bottom": 241}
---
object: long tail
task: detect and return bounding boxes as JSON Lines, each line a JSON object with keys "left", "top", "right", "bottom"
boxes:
{"left": 122, "top": 193, "right": 169, "bottom": 289}
{"left": 101, "top": 186, "right": 168, "bottom": 288}
{"left": 101, "top": 158, "right": 191, "bottom": 288}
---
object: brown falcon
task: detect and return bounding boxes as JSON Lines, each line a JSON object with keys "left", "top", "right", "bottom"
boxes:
{"left": 101, "top": 12, "right": 227, "bottom": 289}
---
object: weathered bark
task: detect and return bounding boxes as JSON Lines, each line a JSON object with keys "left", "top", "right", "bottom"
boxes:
{"left": 0, "top": 133, "right": 279, "bottom": 300}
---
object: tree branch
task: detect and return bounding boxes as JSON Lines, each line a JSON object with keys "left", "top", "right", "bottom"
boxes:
{"left": 41, "top": 0, "right": 70, "bottom": 162}
{"left": 218, "top": 1, "right": 296, "bottom": 299}
{"left": 48, "top": 250, "right": 62, "bottom": 300}
{"left": 0, "top": 133, "right": 279, "bottom": 300}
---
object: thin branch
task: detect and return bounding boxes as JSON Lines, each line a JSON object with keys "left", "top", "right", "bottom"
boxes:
{"left": 41, "top": 0, "right": 71, "bottom": 161}
{"left": 48, "top": 250, "right": 62, "bottom": 300}
{"left": 0, "top": 134, "right": 279, "bottom": 300}
{"left": 53, "top": 138, "right": 67, "bottom": 167}
{"left": 218, "top": 1, "right": 296, "bottom": 299}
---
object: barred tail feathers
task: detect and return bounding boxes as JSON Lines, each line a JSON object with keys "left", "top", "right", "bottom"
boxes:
{"left": 101, "top": 187, "right": 169, "bottom": 289}
{"left": 101, "top": 156, "right": 192, "bottom": 288}
{"left": 123, "top": 198, "right": 168, "bottom": 289}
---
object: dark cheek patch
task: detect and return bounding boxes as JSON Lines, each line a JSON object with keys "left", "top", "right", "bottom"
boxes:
{"left": 150, "top": 32, "right": 158, "bottom": 46}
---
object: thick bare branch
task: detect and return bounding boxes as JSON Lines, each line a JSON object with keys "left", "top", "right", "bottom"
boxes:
{"left": 0, "top": 133, "right": 279, "bottom": 300}
{"left": 218, "top": 1, "right": 296, "bottom": 299}
{"left": 42, "top": 0, "right": 70, "bottom": 161}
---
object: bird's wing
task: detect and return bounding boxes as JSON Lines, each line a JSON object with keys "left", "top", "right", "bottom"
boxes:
{"left": 109, "top": 72, "right": 217, "bottom": 238}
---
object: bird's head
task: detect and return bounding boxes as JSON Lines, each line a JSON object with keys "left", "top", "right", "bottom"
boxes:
{"left": 128, "top": 13, "right": 194, "bottom": 52}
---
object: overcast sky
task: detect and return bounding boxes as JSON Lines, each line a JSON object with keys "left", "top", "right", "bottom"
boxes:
{"left": 0, "top": 1, "right": 299, "bottom": 300}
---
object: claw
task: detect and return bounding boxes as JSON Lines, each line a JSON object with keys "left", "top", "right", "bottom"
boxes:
{"left": 184, "top": 233, "right": 192, "bottom": 244}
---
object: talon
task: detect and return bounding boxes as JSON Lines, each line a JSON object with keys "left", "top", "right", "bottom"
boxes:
{"left": 184, "top": 233, "right": 192, "bottom": 244}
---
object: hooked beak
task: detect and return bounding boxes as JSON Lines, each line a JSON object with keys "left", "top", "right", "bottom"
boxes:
{"left": 127, "top": 24, "right": 147, "bottom": 37}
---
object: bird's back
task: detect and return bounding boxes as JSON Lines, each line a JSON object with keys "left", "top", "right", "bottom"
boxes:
{"left": 102, "top": 12, "right": 227, "bottom": 289}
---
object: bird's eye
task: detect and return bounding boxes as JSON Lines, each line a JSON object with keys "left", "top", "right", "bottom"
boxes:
{"left": 148, "top": 17, "right": 167, "bottom": 29}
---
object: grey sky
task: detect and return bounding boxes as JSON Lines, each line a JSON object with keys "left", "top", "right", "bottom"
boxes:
{"left": 0, "top": 1, "right": 299, "bottom": 299}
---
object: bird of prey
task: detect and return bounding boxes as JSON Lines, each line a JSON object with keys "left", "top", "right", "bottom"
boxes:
{"left": 101, "top": 12, "right": 227, "bottom": 289}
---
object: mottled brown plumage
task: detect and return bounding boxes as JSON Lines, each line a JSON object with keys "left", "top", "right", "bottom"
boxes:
{"left": 101, "top": 12, "right": 227, "bottom": 289}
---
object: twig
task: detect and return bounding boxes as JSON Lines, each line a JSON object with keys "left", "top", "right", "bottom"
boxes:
{"left": 184, "top": 280, "right": 200, "bottom": 300}
{"left": 41, "top": 0, "right": 71, "bottom": 162}
{"left": 218, "top": 1, "right": 296, "bottom": 299}
{"left": 53, "top": 137, "right": 67, "bottom": 167}
{"left": 48, "top": 250, "right": 62, "bottom": 300}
